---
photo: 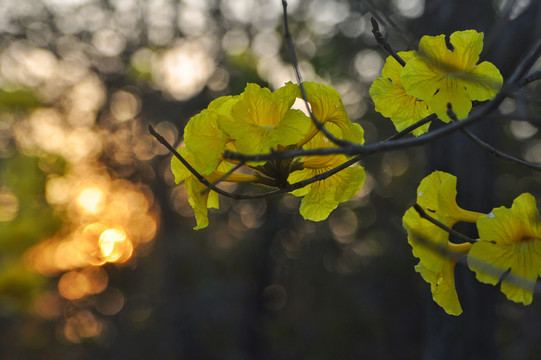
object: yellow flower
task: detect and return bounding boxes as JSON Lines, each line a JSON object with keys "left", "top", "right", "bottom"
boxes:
{"left": 288, "top": 125, "right": 365, "bottom": 221}
{"left": 183, "top": 96, "right": 238, "bottom": 175}
{"left": 469, "top": 193, "right": 541, "bottom": 305}
{"left": 369, "top": 51, "right": 431, "bottom": 136}
{"left": 416, "top": 171, "right": 483, "bottom": 226}
{"left": 297, "top": 82, "right": 364, "bottom": 146}
{"left": 171, "top": 146, "right": 257, "bottom": 230}
{"left": 218, "top": 82, "right": 311, "bottom": 161}
{"left": 403, "top": 171, "right": 483, "bottom": 315}
{"left": 401, "top": 30, "right": 503, "bottom": 123}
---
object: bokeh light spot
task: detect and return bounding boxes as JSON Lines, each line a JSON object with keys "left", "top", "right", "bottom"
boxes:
{"left": 96, "top": 287, "right": 125, "bottom": 316}
{"left": 76, "top": 186, "right": 105, "bottom": 214}
{"left": 329, "top": 207, "right": 358, "bottom": 243}
{"left": 99, "top": 227, "right": 133, "bottom": 263}
{"left": 58, "top": 270, "right": 90, "bottom": 300}
{"left": 63, "top": 309, "right": 103, "bottom": 343}
{"left": 354, "top": 49, "right": 383, "bottom": 82}
{"left": 110, "top": 90, "right": 141, "bottom": 122}
{"left": 0, "top": 186, "right": 19, "bottom": 222}
{"left": 154, "top": 41, "right": 215, "bottom": 101}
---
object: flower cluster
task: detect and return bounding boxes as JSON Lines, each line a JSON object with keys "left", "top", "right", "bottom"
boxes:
{"left": 370, "top": 30, "right": 503, "bottom": 134}
{"left": 163, "top": 23, "right": 538, "bottom": 314}
{"left": 171, "top": 82, "right": 365, "bottom": 229}
{"left": 404, "top": 171, "right": 541, "bottom": 315}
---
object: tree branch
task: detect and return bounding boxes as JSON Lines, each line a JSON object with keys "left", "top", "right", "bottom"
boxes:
{"left": 281, "top": 0, "right": 353, "bottom": 148}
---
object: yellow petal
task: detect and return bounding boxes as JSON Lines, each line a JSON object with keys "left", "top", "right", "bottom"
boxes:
{"left": 370, "top": 51, "right": 432, "bottom": 136}
{"left": 381, "top": 51, "right": 415, "bottom": 82}
{"left": 415, "top": 262, "right": 462, "bottom": 315}
{"left": 416, "top": 171, "right": 483, "bottom": 225}
{"left": 477, "top": 193, "right": 539, "bottom": 246}
{"left": 271, "top": 81, "right": 300, "bottom": 117}
{"left": 170, "top": 147, "right": 194, "bottom": 184}
{"left": 467, "top": 62, "right": 504, "bottom": 101}
{"left": 469, "top": 241, "right": 539, "bottom": 305}
{"left": 301, "top": 82, "right": 364, "bottom": 144}
{"left": 370, "top": 76, "right": 431, "bottom": 136}
{"left": 220, "top": 83, "right": 309, "bottom": 162}
{"left": 184, "top": 110, "right": 227, "bottom": 175}
{"left": 184, "top": 176, "right": 214, "bottom": 230}
{"left": 470, "top": 193, "right": 541, "bottom": 304}
{"left": 448, "top": 30, "right": 484, "bottom": 71}
{"left": 401, "top": 30, "right": 503, "bottom": 123}
{"left": 403, "top": 207, "right": 466, "bottom": 315}
{"left": 269, "top": 109, "right": 311, "bottom": 148}
{"left": 403, "top": 207, "right": 450, "bottom": 272}
{"left": 289, "top": 165, "right": 365, "bottom": 221}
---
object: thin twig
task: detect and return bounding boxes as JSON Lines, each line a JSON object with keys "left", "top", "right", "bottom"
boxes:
{"left": 370, "top": 17, "right": 406, "bottom": 67}
{"left": 516, "top": 70, "right": 541, "bottom": 88}
{"left": 461, "top": 128, "right": 541, "bottom": 171}
{"left": 281, "top": 0, "right": 353, "bottom": 148}
{"left": 446, "top": 103, "right": 541, "bottom": 172}
{"left": 413, "top": 204, "right": 477, "bottom": 244}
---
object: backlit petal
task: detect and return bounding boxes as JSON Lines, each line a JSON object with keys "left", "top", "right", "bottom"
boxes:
{"left": 370, "top": 51, "right": 432, "bottom": 136}
{"left": 401, "top": 30, "right": 503, "bottom": 123}
{"left": 470, "top": 193, "right": 541, "bottom": 304}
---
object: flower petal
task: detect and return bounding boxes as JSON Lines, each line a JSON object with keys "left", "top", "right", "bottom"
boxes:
{"left": 470, "top": 193, "right": 541, "bottom": 305}
{"left": 289, "top": 165, "right": 365, "bottom": 221}
{"left": 415, "top": 262, "right": 463, "bottom": 315}
{"left": 448, "top": 30, "right": 483, "bottom": 71}
{"left": 467, "top": 62, "right": 503, "bottom": 101}
{"left": 269, "top": 109, "right": 312, "bottom": 148}
{"left": 184, "top": 176, "right": 214, "bottom": 230}
{"left": 184, "top": 110, "right": 227, "bottom": 175}
{"left": 171, "top": 147, "right": 194, "bottom": 184}
{"left": 403, "top": 207, "right": 449, "bottom": 272}
{"left": 401, "top": 30, "right": 503, "bottom": 123}
{"left": 417, "top": 171, "right": 483, "bottom": 225}
{"left": 370, "top": 76, "right": 431, "bottom": 136}
{"left": 301, "top": 82, "right": 364, "bottom": 144}
{"left": 220, "top": 83, "right": 309, "bottom": 160}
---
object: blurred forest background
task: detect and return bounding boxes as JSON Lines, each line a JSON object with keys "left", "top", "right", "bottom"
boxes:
{"left": 1, "top": 0, "right": 541, "bottom": 359}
